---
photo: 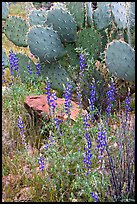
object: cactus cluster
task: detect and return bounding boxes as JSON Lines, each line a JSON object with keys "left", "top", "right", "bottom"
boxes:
{"left": 2, "top": 2, "right": 135, "bottom": 109}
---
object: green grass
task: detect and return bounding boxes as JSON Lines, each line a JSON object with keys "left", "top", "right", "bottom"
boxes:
{"left": 2, "top": 76, "right": 135, "bottom": 202}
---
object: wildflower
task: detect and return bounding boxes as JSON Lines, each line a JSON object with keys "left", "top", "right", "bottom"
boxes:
{"left": 9, "top": 50, "right": 19, "bottom": 77}
{"left": 18, "top": 116, "right": 24, "bottom": 134}
{"left": 35, "top": 63, "right": 41, "bottom": 77}
{"left": 17, "top": 116, "right": 27, "bottom": 149}
{"left": 27, "top": 64, "right": 32, "bottom": 75}
{"left": 54, "top": 117, "right": 62, "bottom": 132}
{"left": 106, "top": 81, "right": 115, "bottom": 122}
{"left": 64, "top": 82, "right": 72, "bottom": 116}
{"left": 45, "top": 80, "right": 57, "bottom": 116}
{"left": 45, "top": 79, "right": 51, "bottom": 107}
{"left": 50, "top": 92, "right": 57, "bottom": 115}
{"left": 90, "top": 192, "right": 98, "bottom": 202}
{"left": 125, "top": 91, "right": 131, "bottom": 115}
{"left": 38, "top": 156, "right": 45, "bottom": 172}
{"left": 79, "top": 53, "right": 86, "bottom": 77}
{"left": 97, "top": 125, "right": 107, "bottom": 166}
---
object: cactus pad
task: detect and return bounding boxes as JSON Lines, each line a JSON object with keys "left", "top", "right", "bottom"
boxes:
{"left": 4, "top": 16, "right": 29, "bottom": 47}
{"left": 93, "top": 4, "right": 112, "bottom": 31}
{"left": 106, "top": 40, "right": 135, "bottom": 81}
{"left": 28, "top": 26, "right": 66, "bottom": 62}
{"left": 45, "top": 8, "right": 77, "bottom": 43}
{"left": 15, "top": 53, "right": 36, "bottom": 81}
{"left": 40, "top": 62, "right": 76, "bottom": 92}
{"left": 111, "top": 2, "right": 128, "bottom": 29}
{"left": 28, "top": 9, "right": 47, "bottom": 26}
{"left": 2, "top": 48, "right": 9, "bottom": 68}
{"left": 2, "top": 2, "right": 9, "bottom": 20}
{"left": 65, "top": 2, "right": 85, "bottom": 29}
{"left": 76, "top": 27, "right": 102, "bottom": 60}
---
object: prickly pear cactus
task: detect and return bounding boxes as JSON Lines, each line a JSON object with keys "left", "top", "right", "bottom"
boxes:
{"left": 111, "top": 2, "right": 128, "bottom": 29}
{"left": 4, "top": 16, "right": 29, "bottom": 47}
{"left": 105, "top": 40, "right": 135, "bottom": 81}
{"left": 93, "top": 3, "right": 112, "bottom": 31}
{"left": 2, "top": 2, "right": 9, "bottom": 20}
{"left": 40, "top": 62, "right": 76, "bottom": 93}
{"left": 27, "top": 26, "right": 66, "bottom": 63}
{"left": 45, "top": 8, "right": 77, "bottom": 43}
{"left": 2, "top": 48, "right": 9, "bottom": 68}
{"left": 76, "top": 27, "right": 102, "bottom": 60}
{"left": 65, "top": 2, "right": 85, "bottom": 29}
{"left": 28, "top": 9, "right": 47, "bottom": 26}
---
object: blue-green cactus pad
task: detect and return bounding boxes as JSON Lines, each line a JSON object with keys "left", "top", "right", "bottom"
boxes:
{"left": 28, "top": 26, "right": 66, "bottom": 62}
{"left": 111, "top": 2, "right": 128, "bottom": 29}
{"left": 65, "top": 2, "right": 84, "bottom": 29}
{"left": 2, "top": 48, "right": 9, "bottom": 68}
{"left": 29, "top": 9, "right": 47, "bottom": 26}
{"left": 40, "top": 62, "right": 76, "bottom": 92}
{"left": 15, "top": 53, "right": 36, "bottom": 82}
{"left": 106, "top": 40, "right": 135, "bottom": 81}
{"left": 93, "top": 4, "right": 112, "bottom": 31}
{"left": 76, "top": 27, "right": 102, "bottom": 60}
{"left": 45, "top": 8, "right": 77, "bottom": 43}
{"left": 2, "top": 2, "right": 9, "bottom": 20}
{"left": 4, "top": 16, "right": 29, "bottom": 47}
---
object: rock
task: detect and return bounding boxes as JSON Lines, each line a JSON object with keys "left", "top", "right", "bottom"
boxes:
{"left": 24, "top": 95, "right": 87, "bottom": 124}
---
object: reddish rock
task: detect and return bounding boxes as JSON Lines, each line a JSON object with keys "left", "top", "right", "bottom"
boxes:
{"left": 24, "top": 95, "right": 87, "bottom": 123}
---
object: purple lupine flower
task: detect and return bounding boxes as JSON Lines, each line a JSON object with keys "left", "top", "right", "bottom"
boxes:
{"left": 79, "top": 53, "right": 86, "bottom": 77}
{"left": 45, "top": 79, "right": 51, "bottom": 107}
{"left": 50, "top": 92, "right": 57, "bottom": 115}
{"left": 35, "top": 63, "right": 41, "bottom": 77}
{"left": 54, "top": 117, "right": 62, "bottom": 132}
{"left": 90, "top": 192, "right": 98, "bottom": 202}
{"left": 9, "top": 50, "right": 19, "bottom": 76}
{"left": 97, "top": 125, "right": 107, "bottom": 166}
{"left": 64, "top": 82, "right": 72, "bottom": 116}
{"left": 17, "top": 116, "right": 27, "bottom": 149}
{"left": 83, "top": 114, "right": 92, "bottom": 174}
{"left": 45, "top": 80, "right": 58, "bottom": 116}
{"left": 18, "top": 116, "right": 25, "bottom": 134}
{"left": 89, "top": 81, "right": 96, "bottom": 112}
{"left": 106, "top": 81, "right": 115, "bottom": 122}
{"left": 27, "top": 64, "right": 32, "bottom": 75}
{"left": 125, "top": 91, "right": 131, "bottom": 115}
{"left": 38, "top": 156, "right": 45, "bottom": 172}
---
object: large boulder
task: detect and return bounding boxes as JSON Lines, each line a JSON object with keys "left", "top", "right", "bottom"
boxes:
{"left": 24, "top": 95, "right": 87, "bottom": 124}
